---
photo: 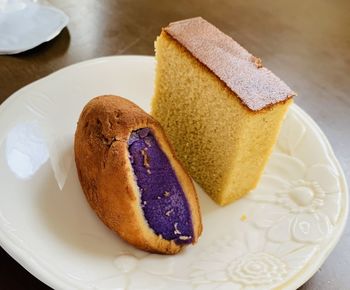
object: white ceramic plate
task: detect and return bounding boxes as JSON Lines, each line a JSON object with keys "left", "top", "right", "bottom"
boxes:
{"left": 0, "top": 56, "right": 347, "bottom": 290}
{"left": 0, "top": 1, "right": 68, "bottom": 54}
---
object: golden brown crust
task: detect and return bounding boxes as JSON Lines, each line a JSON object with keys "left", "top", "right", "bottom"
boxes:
{"left": 163, "top": 17, "right": 295, "bottom": 111}
{"left": 74, "top": 95, "right": 202, "bottom": 254}
{"left": 162, "top": 31, "right": 293, "bottom": 114}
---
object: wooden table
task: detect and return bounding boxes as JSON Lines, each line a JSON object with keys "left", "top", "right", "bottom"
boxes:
{"left": 1, "top": 0, "right": 349, "bottom": 289}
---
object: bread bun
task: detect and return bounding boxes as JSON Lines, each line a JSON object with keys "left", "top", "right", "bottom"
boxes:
{"left": 74, "top": 95, "right": 202, "bottom": 254}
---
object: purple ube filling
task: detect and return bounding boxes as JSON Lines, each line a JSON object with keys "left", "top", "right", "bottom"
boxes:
{"left": 128, "top": 128, "right": 194, "bottom": 244}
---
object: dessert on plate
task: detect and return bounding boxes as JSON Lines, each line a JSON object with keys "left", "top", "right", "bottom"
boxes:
{"left": 152, "top": 17, "right": 295, "bottom": 205}
{"left": 74, "top": 95, "right": 202, "bottom": 254}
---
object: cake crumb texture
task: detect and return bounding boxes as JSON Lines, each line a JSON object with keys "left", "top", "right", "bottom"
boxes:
{"left": 152, "top": 29, "right": 293, "bottom": 205}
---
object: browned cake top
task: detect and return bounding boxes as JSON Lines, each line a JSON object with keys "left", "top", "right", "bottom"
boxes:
{"left": 164, "top": 17, "right": 295, "bottom": 111}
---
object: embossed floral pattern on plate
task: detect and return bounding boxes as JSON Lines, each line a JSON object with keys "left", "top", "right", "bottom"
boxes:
{"left": 0, "top": 56, "right": 347, "bottom": 290}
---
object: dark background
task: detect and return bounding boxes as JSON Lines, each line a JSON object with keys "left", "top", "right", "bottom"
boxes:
{"left": 0, "top": 0, "right": 349, "bottom": 289}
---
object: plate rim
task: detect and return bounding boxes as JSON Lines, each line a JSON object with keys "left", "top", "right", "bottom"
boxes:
{"left": 0, "top": 2, "right": 69, "bottom": 55}
{"left": 277, "top": 105, "right": 349, "bottom": 290}
{"left": 0, "top": 55, "right": 348, "bottom": 290}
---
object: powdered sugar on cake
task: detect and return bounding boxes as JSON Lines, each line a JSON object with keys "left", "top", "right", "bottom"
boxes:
{"left": 165, "top": 17, "right": 295, "bottom": 111}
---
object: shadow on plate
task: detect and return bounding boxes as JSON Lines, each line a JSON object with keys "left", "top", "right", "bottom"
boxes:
{"left": 14, "top": 27, "right": 71, "bottom": 58}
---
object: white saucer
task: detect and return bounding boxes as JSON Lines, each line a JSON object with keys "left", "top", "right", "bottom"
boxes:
{"left": 0, "top": 56, "right": 347, "bottom": 289}
{"left": 0, "top": 1, "right": 68, "bottom": 54}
